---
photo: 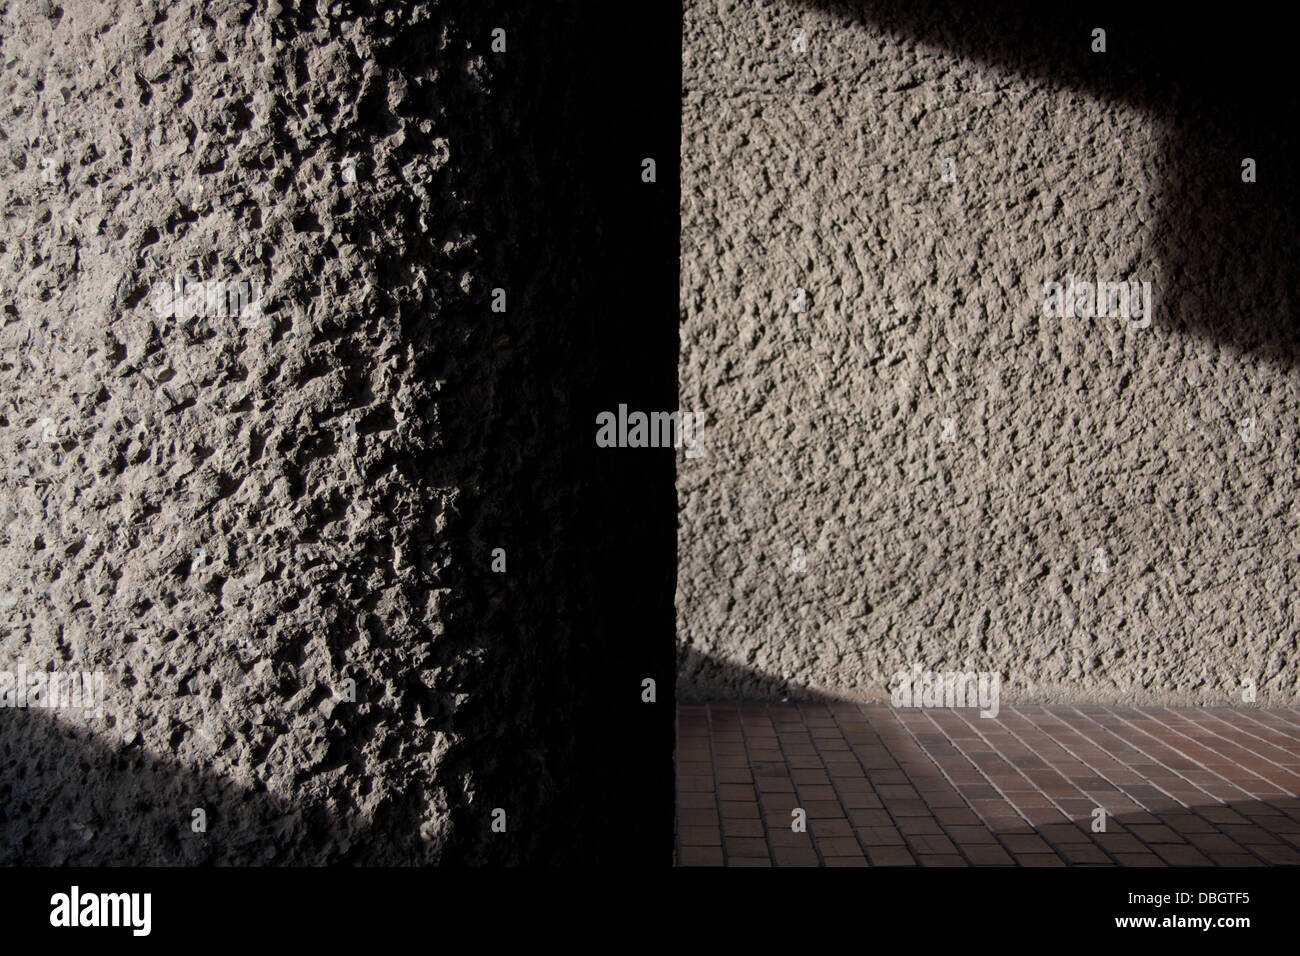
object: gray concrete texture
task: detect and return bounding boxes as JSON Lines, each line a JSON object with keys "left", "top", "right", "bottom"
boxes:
{"left": 677, "top": 1, "right": 1298, "bottom": 705}
{"left": 0, "top": 0, "right": 583, "bottom": 864}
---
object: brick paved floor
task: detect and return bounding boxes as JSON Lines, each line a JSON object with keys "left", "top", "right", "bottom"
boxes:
{"left": 676, "top": 702, "right": 1300, "bottom": 866}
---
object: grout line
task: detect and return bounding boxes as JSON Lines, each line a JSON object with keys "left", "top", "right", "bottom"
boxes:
{"left": 1065, "top": 707, "right": 1275, "bottom": 865}
{"left": 1144, "top": 709, "right": 1300, "bottom": 799}
{"left": 897, "top": 705, "right": 1061, "bottom": 863}
{"left": 674, "top": 706, "right": 683, "bottom": 866}
{"left": 778, "top": 702, "right": 828, "bottom": 866}
{"left": 854, "top": 704, "right": 994, "bottom": 866}
{"left": 908, "top": 704, "right": 1076, "bottom": 865}
{"left": 738, "top": 703, "right": 783, "bottom": 866}
{"left": 705, "top": 702, "right": 730, "bottom": 867}
{"left": 801, "top": 700, "right": 877, "bottom": 865}
{"left": 954, "top": 705, "right": 1128, "bottom": 865}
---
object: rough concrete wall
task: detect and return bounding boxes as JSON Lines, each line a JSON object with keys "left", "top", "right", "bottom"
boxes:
{"left": 678, "top": 0, "right": 1298, "bottom": 706}
{"left": 0, "top": 0, "right": 593, "bottom": 864}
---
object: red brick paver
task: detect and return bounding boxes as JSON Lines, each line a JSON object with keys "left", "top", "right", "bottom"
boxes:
{"left": 674, "top": 702, "right": 1300, "bottom": 867}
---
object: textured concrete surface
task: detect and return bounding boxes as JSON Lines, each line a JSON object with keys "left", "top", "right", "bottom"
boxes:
{"left": 678, "top": 1, "right": 1298, "bottom": 705}
{"left": 0, "top": 0, "right": 608, "bottom": 864}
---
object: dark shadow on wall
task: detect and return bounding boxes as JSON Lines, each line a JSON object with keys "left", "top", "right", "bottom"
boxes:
{"left": 1, "top": 0, "right": 679, "bottom": 866}
{"left": 791, "top": 0, "right": 1298, "bottom": 366}
{"left": 432, "top": 0, "right": 680, "bottom": 865}
{"left": 0, "top": 707, "right": 364, "bottom": 865}
{"left": 676, "top": 0, "right": 1297, "bottom": 707}
{"left": 677, "top": 6, "right": 1298, "bottom": 865}
{"left": 678, "top": 647, "right": 883, "bottom": 702}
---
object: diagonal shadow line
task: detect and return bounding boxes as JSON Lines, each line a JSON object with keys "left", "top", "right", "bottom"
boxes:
{"left": 677, "top": 0, "right": 1298, "bottom": 865}
{"left": 4, "top": 0, "right": 678, "bottom": 867}
{"left": 0, "top": 706, "right": 388, "bottom": 865}
{"left": 675, "top": 0, "right": 1297, "bottom": 766}
{"left": 678, "top": 646, "right": 866, "bottom": 702}
{"left": 781, "top": 0, "right": 1298, "bottom": 367}
{"left": 678, "top": 693, "right": 1300, "bottom": 867}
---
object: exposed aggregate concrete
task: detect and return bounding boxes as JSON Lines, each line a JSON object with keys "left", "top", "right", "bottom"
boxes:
{"left": 678, "top": 0, "right": 1298, "bottom": 706}
{"left": 0, "top": 0, "right": 584, "bottom": 864}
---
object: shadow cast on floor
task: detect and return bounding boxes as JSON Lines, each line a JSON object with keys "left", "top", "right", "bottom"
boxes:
{"left": 677, "top": 696, "right": 1300, "bottom": 866}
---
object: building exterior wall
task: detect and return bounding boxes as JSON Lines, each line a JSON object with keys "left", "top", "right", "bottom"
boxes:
{"left": 678, "top": 0, "right": 1297, "bottom": 706}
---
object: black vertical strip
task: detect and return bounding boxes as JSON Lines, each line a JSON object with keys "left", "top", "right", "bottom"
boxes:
{"left": 571, "top": 4, "right": 682, "bottom": 863}
{"left": 452, "top": 3, "right": 682, "bottom": 863}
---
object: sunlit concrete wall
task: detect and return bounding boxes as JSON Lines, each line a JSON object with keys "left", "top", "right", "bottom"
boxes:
{"left": 678, "top": 0, "right": 1298, "bottom": 706}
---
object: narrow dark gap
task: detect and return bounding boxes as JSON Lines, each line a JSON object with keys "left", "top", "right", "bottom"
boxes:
{"left": 430, "top": 0, "right": 681, "bottom": 865}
